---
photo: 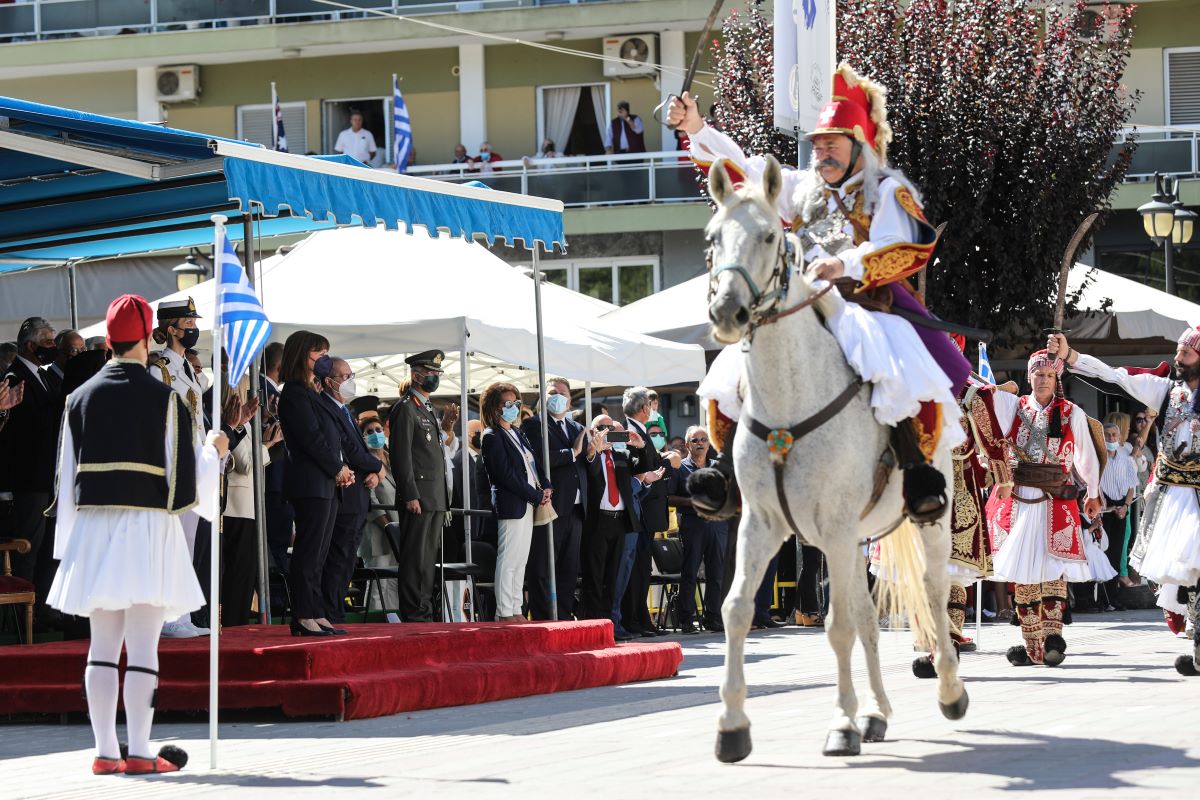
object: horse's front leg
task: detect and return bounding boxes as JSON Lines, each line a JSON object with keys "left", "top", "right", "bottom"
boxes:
{"left": 919, "top": 519, "right": 969, "bottom": 720}
{"left": 715, "top": 505, "right": 778, "bottom": 763}
{"left": 822, "top": 539, "right": 863, "bottom": 756}
{"left": 852, "top": 565, "right": 891, "bottom": 743}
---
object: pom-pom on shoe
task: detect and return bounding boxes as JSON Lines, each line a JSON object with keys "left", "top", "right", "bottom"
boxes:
{"left": 91, "top": 756, "right": 125, "bottom": 775}
{"left": 125, "top": 745, "right": 188, "bottom": 775}
{"left": 1006, "top": 645, "right": 1033, "bottom": 667}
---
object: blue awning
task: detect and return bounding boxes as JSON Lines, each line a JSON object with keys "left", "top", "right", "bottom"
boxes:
{"left": 0, "top": 96, "right": 565, "bottom": 271}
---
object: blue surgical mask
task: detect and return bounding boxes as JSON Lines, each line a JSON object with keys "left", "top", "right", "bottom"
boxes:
{"left": 547, "top": 394, "right": 569, "bottom": 415}
{"left": 366, "top": 432, "right": 387, "bottom": 449}
{"left": 612, "top": 442, "right": 628, "bottom": 454}
{"left": 1105, "top": 441, "right": 1119, "bottom": 453}
{"left": 650, "top": 434, "right": 666, "bottom": 450}
{"left": 501, "top": 405, "right": 520, "bottom": 423}
{"left": 312, "top": 354, "right": 333, "bottom": 380}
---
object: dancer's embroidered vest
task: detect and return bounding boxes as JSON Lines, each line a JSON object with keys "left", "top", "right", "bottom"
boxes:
{"left": 986, "top": 396, "right": 1086, "bottom": 562}
{"left": 949, "top": 386, "right": 1008, "bottom": 575}
{"left": 1153, "top": 382, "right": 1200, "bottom": 488}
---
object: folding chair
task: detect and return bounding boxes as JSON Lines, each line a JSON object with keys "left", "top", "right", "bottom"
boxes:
{"left": 649, "top": 536, "right": 684, "bottom": 631}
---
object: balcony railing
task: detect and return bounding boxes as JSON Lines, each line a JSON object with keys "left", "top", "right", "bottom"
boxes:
{"left": 405, "top": 150, "right": 705, "bottom": 208}
{"left": 0, "top": 0, "right": 604, "bottom": 41}
{"left": 1117, "top": 126, "right": 1200, "bottom": 180}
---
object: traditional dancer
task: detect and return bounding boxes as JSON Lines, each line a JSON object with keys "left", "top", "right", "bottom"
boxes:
{"left": 985, "top": 350, "right": 1103, "bottom": 667}
{"left": 46, "top": 294, "right": 227, "bottom": 774}
{"left": 1050, "top": 330, "right": 1200, "bottom": 675}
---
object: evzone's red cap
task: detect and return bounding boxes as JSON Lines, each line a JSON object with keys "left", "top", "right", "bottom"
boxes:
{"left": 105, "top": 294, "right": 154, "bottom": 345}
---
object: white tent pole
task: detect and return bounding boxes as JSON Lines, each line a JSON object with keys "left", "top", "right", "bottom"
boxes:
{"left": 67, "top": 260, "right": 79, "bottom": 329}
{"left": 975, "top": 579, "right": 983, "bottom": 646}
{"left": 585, "top": 381, "right": 593, "bottom": 424}
{"left": 208, "top": 214, "right": 226, "bottom": 769}
{"left": 532, "top": 246, "right": 557, "bottom": 619}
{"left": 460, "top": 327, "right": 474, "bottom": 621}
{"left": 244, "top": 212, "right": 271, "bottom": 625}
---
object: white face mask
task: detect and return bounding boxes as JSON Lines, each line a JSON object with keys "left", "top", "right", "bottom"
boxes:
{"left": 1105, "top": 441, "right": 1119, "bottom": 453}
{"left": 338, "top": 377, "right": 357, "bottom": 401}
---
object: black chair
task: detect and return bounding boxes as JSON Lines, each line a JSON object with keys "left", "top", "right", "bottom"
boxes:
{"left": 268, "top": 565, "right": 293, "bottom": 624}
{"left": 649, "top": 536, "right": 685, "bottom": 630}
{"left": 352, "top": 558, "right": 401, "bottom": 616}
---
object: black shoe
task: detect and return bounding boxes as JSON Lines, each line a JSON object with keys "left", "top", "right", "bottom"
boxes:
{"left": 703, "top": 618, "right": 725, "bottom": 634}
{"left": 290, "top": 621, "right": 332, "bottom": 637}
{"left": 613, "top": 627, "right": 635, "bottom": 642}
{"left": 755, "top": 617, "right": 785, "bottom": 629}
{"left": 901, "top": 463, "right": 948, "bottom": 523}
{"left": 318, "top": 623, "right": 348, "bottom": 635}
{"left": 639, "top": 628, "right": 660, "bottom": 638}
{"left": 679, "top": 622, "right": 699, "bottom": 635}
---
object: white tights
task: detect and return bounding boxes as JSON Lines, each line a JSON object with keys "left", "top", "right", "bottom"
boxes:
{"left": 85, "top": 605, "right": 166, "bottom": 760}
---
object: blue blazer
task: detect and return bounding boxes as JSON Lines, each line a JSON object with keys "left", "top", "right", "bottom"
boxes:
{"left": 318, "top": 391, "right": 384, "bottom": 518}
{"left": 278, "top": 381, "right": 343, "bottom": 501}
{"left": 521, "top": 414, "right": 588, "bottom": 522}
{"left": 481, "top": 426, "right": 545, "bottom": 520}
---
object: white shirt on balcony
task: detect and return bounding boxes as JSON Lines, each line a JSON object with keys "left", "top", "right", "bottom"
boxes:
{"left": 334, "top": 127, "right": 378, "bottom": 164}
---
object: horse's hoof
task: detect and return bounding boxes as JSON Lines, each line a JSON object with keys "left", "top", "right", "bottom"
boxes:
{"left": 1006, "top": 645, "right": 1032, "bottom": 667}
{"left": 912, "top": 655, "right": 937, "bottom": 679}
{"left": 856, "top": 716, "right": 888, "bottom": 743}
{"left": 1043, "top": 635, "right": 1067, "bottom": 667}
{"left": 822, "top": 728, "right": 862, "bottom": 757}
{"left": 939, "top": 689, "right": 970, "bottom": 721}
{"left": 715, "top": 728, "right": 752, "bottom": 763}
{"left": 1175, "top": 654, "right": 1200, "bottom": 676}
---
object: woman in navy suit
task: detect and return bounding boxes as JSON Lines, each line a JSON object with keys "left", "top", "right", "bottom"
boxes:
{"left": 277, "top": 330, "right": 352, "bottom": 637}
{"left": 480, "top": 382, "right": 552, "bottom": 621}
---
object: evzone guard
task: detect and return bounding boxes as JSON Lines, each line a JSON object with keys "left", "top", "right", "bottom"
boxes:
{"left": 985, "top": 349, "right": 1104, "bottom": 668}
{"left": 1050, "top": 329, "right": 1200, "bottom": 676}
{"left": 667, "top": 63, "right": 972, "bottom": 522}
{"left": 45, "top": 294, "right": 228, "bottom": 774}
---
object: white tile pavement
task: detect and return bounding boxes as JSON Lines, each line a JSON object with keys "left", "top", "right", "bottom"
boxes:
{"left": 2, "top": 609, "right": 1198, "bottom": 799}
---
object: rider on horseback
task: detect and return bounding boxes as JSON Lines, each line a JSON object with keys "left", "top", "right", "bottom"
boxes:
{"left": 667, "top": 63, "right": 972, "bottom": 522}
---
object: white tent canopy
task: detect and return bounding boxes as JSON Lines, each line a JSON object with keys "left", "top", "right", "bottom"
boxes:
{"left": 83, "top": 227, "right": 702, "bottom": 393}
{"left": 600, "top": 273, "right": 718, "bottom": 349}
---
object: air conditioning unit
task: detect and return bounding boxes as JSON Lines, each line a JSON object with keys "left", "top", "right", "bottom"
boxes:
{"left": 1077, "top": 5, "right": 1126, "bottom": 43}
{"left": 603, "top": 34, "right": 657, "bottom": 77}
{"left": 156, "top": 65, "right": 200, "bottom": 103}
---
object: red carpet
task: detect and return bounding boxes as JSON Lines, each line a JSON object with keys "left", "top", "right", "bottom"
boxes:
{"left": 0, "top": 620, "right": 682, "bottom": 720}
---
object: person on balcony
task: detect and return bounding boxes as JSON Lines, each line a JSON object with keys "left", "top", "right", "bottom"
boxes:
{"left": 606, "top": 101, "right": 646, "bottom": 155}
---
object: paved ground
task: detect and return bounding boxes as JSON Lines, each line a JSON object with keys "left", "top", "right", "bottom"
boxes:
{"left": 3, "top": 609, "right": 1198, "bottom": 799}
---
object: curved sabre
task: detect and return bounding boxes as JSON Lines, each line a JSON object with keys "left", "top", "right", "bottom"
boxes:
{"left": 653, "top": 0, "right": 726, "bottom": 128}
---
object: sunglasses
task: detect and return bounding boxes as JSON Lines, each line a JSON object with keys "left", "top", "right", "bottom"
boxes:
{"left": 689, "top": 438, "right": 709, "bottom": 444}
{"left": 503, "top": 399, "right": 523, "bottom": 410}
{"left": 1135, "top": 417, "right": 1148, "bottom": 424}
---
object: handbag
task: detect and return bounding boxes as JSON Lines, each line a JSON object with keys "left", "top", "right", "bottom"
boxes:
{"left": 533, "top": 500, "right": 558, "bottom": 526}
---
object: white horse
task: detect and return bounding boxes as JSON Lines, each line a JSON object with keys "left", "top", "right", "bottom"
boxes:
{"left": 704, "top": 156, "right": 969, "bottom": 761}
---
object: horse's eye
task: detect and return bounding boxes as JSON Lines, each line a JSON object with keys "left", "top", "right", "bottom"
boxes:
{"left": 764, "top": 231, "right": 777, "bottom": 244}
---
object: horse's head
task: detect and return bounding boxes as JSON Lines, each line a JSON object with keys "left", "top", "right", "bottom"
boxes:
{"left": 705, "top": 155, "right": 790, "bottom": 344}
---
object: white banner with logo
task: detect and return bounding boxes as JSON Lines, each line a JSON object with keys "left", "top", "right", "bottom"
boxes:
{"left": 774, "top": 0, "right": 835, "bottom": 135}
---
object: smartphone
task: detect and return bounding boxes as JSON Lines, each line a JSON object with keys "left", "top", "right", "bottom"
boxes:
{"left": 3, "top": 373, "right": 22, "bottom": 387}
{"left": 606, "top": 431, "right": 630, "bottom": 444}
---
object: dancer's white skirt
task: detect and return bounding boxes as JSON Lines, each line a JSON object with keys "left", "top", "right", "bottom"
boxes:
{"left": 47, "top": 507, "right": 204, "bottom": 620}
{"left": 1084, "top": 536, "right": 1118, "bottom": 582}
{"left": 990, "top": 491, "right": 1092, "bottom": 584}
{"left": 1132, "top": 484, "right": 1200, "bottom": 588}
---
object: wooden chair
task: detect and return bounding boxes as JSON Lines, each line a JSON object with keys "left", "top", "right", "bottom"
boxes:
{"left": 0, "top": 538, "right": 35, "bottom": 644}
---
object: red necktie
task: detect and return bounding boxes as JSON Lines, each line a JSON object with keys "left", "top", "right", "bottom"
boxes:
{"left": 604, "top": 451, "right": 620, "bottom": 507}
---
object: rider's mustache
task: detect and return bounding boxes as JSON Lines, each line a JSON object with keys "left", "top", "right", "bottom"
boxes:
{"left": 817, "top": 157, "right": 846, "bottom": 170}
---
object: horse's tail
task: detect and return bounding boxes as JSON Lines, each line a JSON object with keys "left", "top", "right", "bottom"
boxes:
{"left": 873, "top": 520, "right": 938, "bottom": 651}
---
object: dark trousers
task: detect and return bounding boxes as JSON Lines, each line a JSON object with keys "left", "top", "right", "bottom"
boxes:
{"left": 11, "top": 491, "right": 50, "bottom": 591}
{"left": 580, "top": 512, "right": 628, "bottom": 619}
{"left": 265, "top": 491, "right": 295, "bottom": 572}
{"left": 221, "top": 516, "right": 260, "bottom": 626}
{"left": 288, "top": 496, "right": 339, "bottom": 619}
{"left": 794, "top": 543, "right": 824, "bottom": 615}
{"left": 754, "top": 551, "right": 782, "bottom": 621}
{"left": 525, "top": 505, "right": 583, "bottom": 620}
{"left": 397, "top": 510, "right": 443, "bottom": 622}
{"left": 620, "top": 532, "right": 655, "bottom": 631}
{"left": 191, "top": 516, "right": 213, "bottom": 627}
{"left": 322, "top": 510, "right": 368, "bottom": 623}
{"left": 678, "top": 519, "right": 728, "bottom": 625}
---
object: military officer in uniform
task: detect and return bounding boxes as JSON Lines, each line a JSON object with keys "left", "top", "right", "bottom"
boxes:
{"left": 149, "top": 298, "right": 211, "bottom": 638}
{"left": 388, "top": 350, "right": 452, "bottom": 621}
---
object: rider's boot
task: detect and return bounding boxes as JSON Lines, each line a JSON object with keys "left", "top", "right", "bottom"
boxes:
{"left": 891, "top": 418, "right": 947, "bottom": 523}
{"left": 687, "top": 434, "right": 739, "bottom": 521}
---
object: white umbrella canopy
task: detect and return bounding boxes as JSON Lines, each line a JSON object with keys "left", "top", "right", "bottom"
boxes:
{"left": 84, "top": 227, "right": 703, "bottom": 391}
{"left": 600, "top": 273, "right": 720, "bottom": 349}
{"left": 1068, "top": 263, "right": 1200, "bottom": 341}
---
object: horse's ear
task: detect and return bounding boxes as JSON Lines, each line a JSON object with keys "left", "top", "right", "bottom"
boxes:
{"left": 763, "top": 155, "right": 783, "bottom": 207}
{"left": 709, "top": 159, "right": 735, "bottom": 207}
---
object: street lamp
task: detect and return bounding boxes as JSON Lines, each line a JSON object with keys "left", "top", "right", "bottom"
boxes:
{"left": 1138, "top": 172, "right": 1195, "bottom": 295}
{"left": 172, "top": 253, "right": 207, "bottom": 291}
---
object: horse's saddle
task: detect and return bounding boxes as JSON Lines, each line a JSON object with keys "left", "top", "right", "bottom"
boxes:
{"left": 833, "top": 277, "right": 894, "bottom": 314}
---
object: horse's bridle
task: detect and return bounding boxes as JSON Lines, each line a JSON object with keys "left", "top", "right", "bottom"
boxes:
{"left": 707, "top": 233, "right": 833, "bottom": 338}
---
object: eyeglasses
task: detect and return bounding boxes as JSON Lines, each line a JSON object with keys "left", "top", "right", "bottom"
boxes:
{"left": 503, "top": 399, "right": 522, "bottom": 409}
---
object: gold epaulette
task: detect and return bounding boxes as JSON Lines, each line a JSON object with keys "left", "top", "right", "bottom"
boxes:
{"left": 152, "top": 355, "right": 173, "bottom": 386}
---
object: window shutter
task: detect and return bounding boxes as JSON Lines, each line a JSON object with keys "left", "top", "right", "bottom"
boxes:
{"left": 1168, "top": 50, "right": 1200, "bottom": 125}
{"left": 236, "top": 103, "right": 308, "bottom": 153}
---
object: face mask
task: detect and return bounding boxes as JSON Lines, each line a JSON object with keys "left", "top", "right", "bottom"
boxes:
{"left": 501, "top": 405, "right": 520, "bottom": 424}
{"left": 470, "top": 431, "right": 482, "bottom": 452}
{"left": 612, "top": 442, "right": 629, "bottom": 454}
{"left": 175, "top": 328, "right": 200, "bottom": 350}
{"left": 312, "top": 354, "right": 333, "bottom": 380}
{"left": 1105, "top": 441, "right": 1119, "bottom": 453}
{"left": 337, "top": 377, "right": 357, "bottom": 401}
{"left": 196, "top": 370, "right": 210, "bottom": 393}
{"left": 547, "top": 394, "right": 569, "bottom": 416}
{"left": 420, "top": 373, "right": 440, "bottom": 393}
{"left": 34, "top": 345, "right": 58, "bottom": 365}
{"left": 366, "top": 432, "right": 387, "bottom": 449}
{"left": 650, "top": 434, "right": 666, "bottom": 450}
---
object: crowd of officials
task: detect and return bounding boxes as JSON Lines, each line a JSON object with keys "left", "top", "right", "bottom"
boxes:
{"left": 0, "top": 313, "right": 831, "bottom": 643}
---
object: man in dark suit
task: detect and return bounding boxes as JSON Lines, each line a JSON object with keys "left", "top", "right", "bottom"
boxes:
{"left": 0, "top": 316, "right": 62, "bottom": 619}
{"left": 388, "top": 349, "right": 451, "bottom": 622}
{"left": 579, "top": 414, "right": 650, "bottom": 639}
{"left": 318, "top": 358, "right": 384, "bottom": 624}
{"left": 261, "top": 342, "right": 293, "bottom": 573}
{"left": 521, "top": 377, "right": 587, "bottom": 620}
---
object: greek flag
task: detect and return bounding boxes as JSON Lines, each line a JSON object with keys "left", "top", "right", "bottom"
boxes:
{"left": 978, "top": 342, "right": 996, "bottom": 385}
{"left": 271, "top": 82, "right": 288, "bottom": 153}
{"left": 216, "top": 232, "right": 271, "bottom": 388}
{"left": 393, "top": 74, "right": 412, "bottom": 173}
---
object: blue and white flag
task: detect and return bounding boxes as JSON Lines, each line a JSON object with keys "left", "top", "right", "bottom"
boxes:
{"left": 215, "top": 230, "right": 271, "bottom": 388}
{"left": 978, "top": 342, "right": 996, "bottom": 385}
{"left": 271, "top": 82, "right": 288, "bottom": 153}
{"left": 393, "top": 74, "right": 412, "bottom": 173}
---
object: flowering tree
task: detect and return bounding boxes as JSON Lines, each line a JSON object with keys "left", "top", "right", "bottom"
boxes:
{"left": 708, "top": 0, "right": 1139, "bottom": 342}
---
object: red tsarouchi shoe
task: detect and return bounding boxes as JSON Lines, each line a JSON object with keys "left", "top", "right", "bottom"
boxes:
{"left": 91, "top": 756, "right": 125, "bottom": 775}
{"left": 124, "top": 746, "right": 188, "bottom": 775}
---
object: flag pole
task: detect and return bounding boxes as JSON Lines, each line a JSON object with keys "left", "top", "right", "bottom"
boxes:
{"left": 270, "top": 83, "right": 278, "bottom": 152}
{"left": 209, "top": 214, "right": 227, "bottom": 770}
{"left": 392, "top": 73, "right": 398, "bottom": 172}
